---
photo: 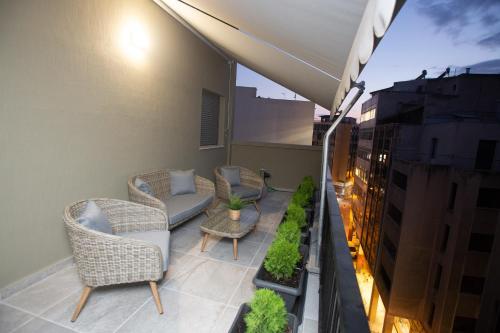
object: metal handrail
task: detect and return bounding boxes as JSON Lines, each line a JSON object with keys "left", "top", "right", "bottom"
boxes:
{"left": 317, "top": 82, "right": 365, "bottom": 265}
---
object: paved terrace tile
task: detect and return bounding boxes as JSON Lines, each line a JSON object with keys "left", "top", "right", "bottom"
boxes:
{"left": 0, "top": 191, "right": 291, "bottom": 333}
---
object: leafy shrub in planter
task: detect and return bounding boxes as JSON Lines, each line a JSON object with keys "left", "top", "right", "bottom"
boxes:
{"left": 285, "top": 203, "right": 306, "bottom": 229}
{"left": 264, "top": 239, "right": 301, "bottom": 280}
{"left": 276, "top": 220, "right": 301, "bottom": 245}
{"left": 291, "top": 190, "right": 310, "bottom": 208}
{"left": 244, "top": 289, "right": 288, "bottom": 333}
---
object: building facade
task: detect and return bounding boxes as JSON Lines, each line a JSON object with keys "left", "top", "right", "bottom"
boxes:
{"left": 358, "top": 74, "right": 500, "bottom": 333}
{"left": 352, "top": 96, "right": 377, "bottom": 238}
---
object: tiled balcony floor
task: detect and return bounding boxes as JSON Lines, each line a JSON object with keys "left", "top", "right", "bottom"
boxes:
{"left": 0, "top": 191, "right": 291, "bottom": 333}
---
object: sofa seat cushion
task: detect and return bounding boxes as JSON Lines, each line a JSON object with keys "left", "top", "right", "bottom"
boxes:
{"left": 117, "top": 230, "right": 170, "bottom": 271}
{"left": 165, "top": 193, "right": 213, "bottom": 226}
{"left": 231, "top": 185, "right": 260, "bottom": 199}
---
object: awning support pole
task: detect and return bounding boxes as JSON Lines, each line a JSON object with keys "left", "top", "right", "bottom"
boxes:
{"left": 316, "top": 81, "right": 365, "bottom": 269}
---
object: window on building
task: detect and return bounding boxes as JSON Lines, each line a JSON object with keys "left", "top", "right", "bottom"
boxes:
{"left": 476, "top": 188, "right": 500, "bottom": 209}
{"left": 379, "top": 265, "right": 392, "bottom": 291}
{"left": 392, "top": 170, "right": 407, "bottom": 190}
{"left": 434, "top": 264, "right": 442, "bottom": 290}
{"left": 427, "top": 303, "right": 435, "bottom": 327}
{"left": 468, "top": 233, "right": 494, "bottom": 253}
{"left": 460, "top": 276, "right": 485, "bottom": 295}
{"left": 474, "top": 140, "right": 496, "bottom": 170}
{"left": 387, "top": 203, "right": 402, "bottom": 226}
{"left": 453, "top": 316, "right": 477, "bottom": 333}
{"left": 360, "top": 108, "right": 376, "bottom": 123}
{"left": 383, "top": 234, "right": 397, "bottom": 260}
{"left": 359, "top": 128, "right": 374, "bottom": 141}
{"left": 430, "top": 137, "right": 438, "bottom": 158}
{"left": 448, "top": 182, "right": 457, "bottom": 210}
{"left": 441, "top": 224, "right": 450, "bottom": 252}
{"left": 200, "top": 89, "right": 224, "bottom": 147}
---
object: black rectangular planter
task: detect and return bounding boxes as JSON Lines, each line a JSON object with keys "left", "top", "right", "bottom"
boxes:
{"left": 305, "top": 206, "right": 314, "bottom": 226}
{"left": 228, "top": 304, "right": 298, "bottom": 333}
{"left": 253, "top": 245, "right": 309, "bottom": 314}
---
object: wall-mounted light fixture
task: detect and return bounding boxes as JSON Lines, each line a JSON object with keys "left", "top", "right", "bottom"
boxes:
{"left": 120, "top": 19, "right": 150, "bottom": 63}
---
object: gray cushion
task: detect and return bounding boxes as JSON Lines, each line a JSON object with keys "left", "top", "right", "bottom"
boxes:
{"left": 221, "top": 166, "right": 241, "bottom": 186}
{"left": 231, "top": 185, "right": 260, "bottom": 199}
{"left": 117, "top": 230, "right": 170, "bottom": 271}
{"left": 77, "top": 200, "right": 113, "bottom": 234}
{"left": 169, "top": 169, "right": 196, "bottom": 196}
{"left": 135, "top": 177, "right": 154, "bottom": 196}
{"left": 165, "top": 193, "right": 213, "bottom": 225}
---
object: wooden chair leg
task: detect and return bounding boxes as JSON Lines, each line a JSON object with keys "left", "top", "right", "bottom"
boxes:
{"left": 149, "top": 281, "right": 164, "bottom": 314}
{"left": 71, "top": 286, "right": 92, "bottom": 322}
{"left": 201, "top": 233, "right": 209, "bottom": 252}
{"left": 233, "top": 239, "right": 238, "bottom": 260}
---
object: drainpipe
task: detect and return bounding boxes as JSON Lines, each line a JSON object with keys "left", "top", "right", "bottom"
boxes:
{"left": 316, "top": 81, "right": 365, "bottom": 269}
{"left": 226, "top": 60, "right": 235, "bottom": 164}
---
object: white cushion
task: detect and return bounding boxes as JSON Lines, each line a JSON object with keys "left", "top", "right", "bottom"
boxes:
{"left": 116, "top": 230, "right": 170, "bottom": 271}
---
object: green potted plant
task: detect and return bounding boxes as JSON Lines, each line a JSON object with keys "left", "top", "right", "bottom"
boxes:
{"left": 227, "top": 195, "right": 247, "bottom": 221}
{"left": 283, "top": 203, "right": 309, "bottom": 244}
{"left": 276, "top": 220, "right": 301, "bottom": 245}
{"left": 253, "top": 237, "right": 308, "bottom": 313}
{"left": 285, "top": 203, "right": 306, "bottom": 229}
{"left": 229, "top": 289, "right": 298, "bottom": 333}
{"left": 294, "top": 177, "right": 316, "bottom": 225}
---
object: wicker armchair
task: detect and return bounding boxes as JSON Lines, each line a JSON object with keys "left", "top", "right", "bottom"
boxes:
{"left": 128, "top": 169, "right": 215, "bottom": 229}
{"left": 63, "top": 199, "right": 168, "bottom": 321}
{"left": 214, "top": 166, "right": 264, "bottom": 211}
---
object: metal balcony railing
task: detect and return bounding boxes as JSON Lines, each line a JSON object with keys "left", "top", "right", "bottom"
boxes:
{"left": 318, "top": 171, "right": 369, "bottom": 333}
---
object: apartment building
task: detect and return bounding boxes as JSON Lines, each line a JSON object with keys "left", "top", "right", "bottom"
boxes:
{"left": 360, "top": 73, "right": 500, "bottom": 333}
{"left": 314, "top": 115, "right": 359, "bottom": 195}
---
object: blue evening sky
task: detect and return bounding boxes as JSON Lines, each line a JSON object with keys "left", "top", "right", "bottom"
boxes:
{"left": 235, "top": 0, "right": 500, "bottom": 120}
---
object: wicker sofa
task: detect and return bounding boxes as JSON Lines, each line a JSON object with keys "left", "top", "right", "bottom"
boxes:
{"left": 128, "top": 169, "right": 215, "bottom": 230}
{"left": 214, "top": 166, "right": 264, "bottom": 211}
{"left": 63, "top": 198, "right": 169, "bottom": 321}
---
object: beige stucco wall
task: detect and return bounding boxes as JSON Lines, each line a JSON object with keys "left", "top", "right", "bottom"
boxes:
{"left": 231, "top": 142, "right": 321, "bottom": 190}
{"left": 0, "top": 0, "right": 231, "bottom": 288}
{"left": 233, "top": 87, "right": 315, "bottom": 145}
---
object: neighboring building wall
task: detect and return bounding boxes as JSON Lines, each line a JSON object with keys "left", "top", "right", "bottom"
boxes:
{"left": 0, "top": 0, "right": 231, "bottom": 289}
{"left": 313, "top": 115, "right": 358, "bottom": 193}
{"left": 233, "top": 86, "right": 314, "bottom": 145}
{"left": 332, "top": 122, "right": 353, "bottom": 183}
{"left": 352, "top": 96, "right": 377, "bottom": 237}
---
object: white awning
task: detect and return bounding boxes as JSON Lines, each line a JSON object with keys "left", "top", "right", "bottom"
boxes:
{"left": 155, "top": 0, "right": 403, "bottom": 112}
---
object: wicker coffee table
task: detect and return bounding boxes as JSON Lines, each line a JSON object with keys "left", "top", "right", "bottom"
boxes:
{"left": 200, "top": 206, "right": 261, "bottom": 260}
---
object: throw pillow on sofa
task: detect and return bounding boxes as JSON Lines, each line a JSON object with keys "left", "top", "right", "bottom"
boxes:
{"left": 169, "top": 169, "right": 196, "bottom": 195}
{"left": 220, "top": 166, "right": 241, "bottom": 186}
{"left": 77, "top": 200, "right": 113, "bottom": 234}
{"left": 135, "top": 177, "right": 154, "bottom": 196}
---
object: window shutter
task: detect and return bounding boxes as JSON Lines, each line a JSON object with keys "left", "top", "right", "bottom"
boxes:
{"left": 200, "top": 89, "right": 220, "bottom": 146}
